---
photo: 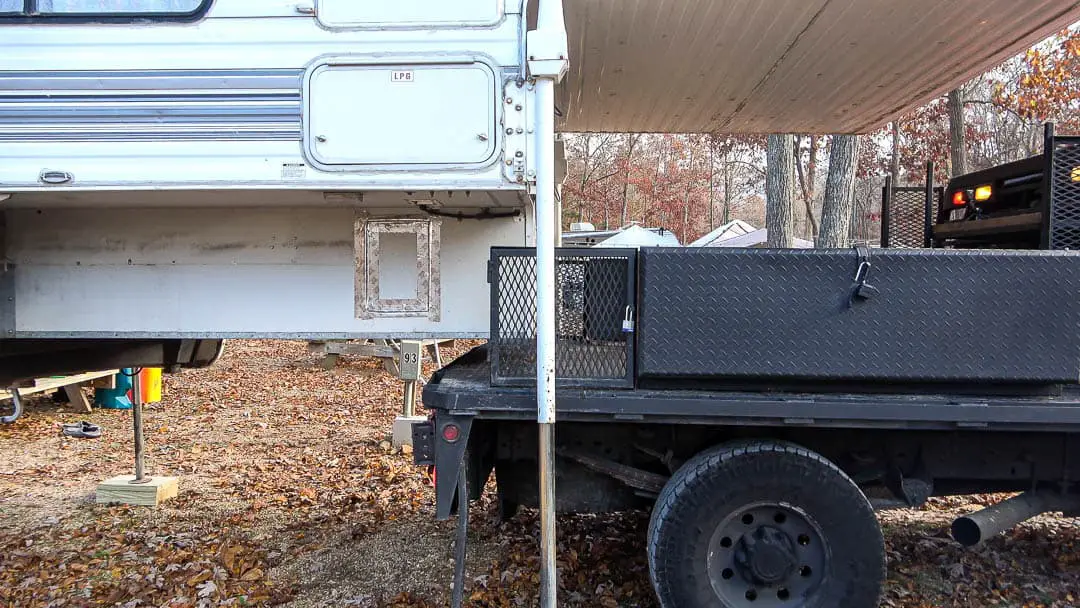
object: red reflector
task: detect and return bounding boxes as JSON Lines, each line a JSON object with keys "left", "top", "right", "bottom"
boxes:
{"left": 952, "top": 191, "right": 967, "bottom": 206}
{"left": 442, "top": 423, "right": 461, "bottom": 443}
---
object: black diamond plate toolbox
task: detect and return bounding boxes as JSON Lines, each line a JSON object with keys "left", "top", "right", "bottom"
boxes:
{"left": 637, "top": 247, "right": 1080, "bottom": 385}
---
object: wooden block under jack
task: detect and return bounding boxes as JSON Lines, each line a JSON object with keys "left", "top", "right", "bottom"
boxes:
{"left": 96, "top": 475, "right": 179, "bottom": 506}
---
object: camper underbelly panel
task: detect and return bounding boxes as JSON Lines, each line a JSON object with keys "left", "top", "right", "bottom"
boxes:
{"left": 7, "top": 205, "right": 532, "bottom": 338}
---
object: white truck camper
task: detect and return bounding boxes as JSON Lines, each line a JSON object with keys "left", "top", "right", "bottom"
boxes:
{"left": 4, "top": 1, "right": 1080, "bottom": 606}
{"left": 1, "top": 0, "right": 1075, "bottom": 362}
{"left": 0, "top": 0, "right": 542, "bottom": 344}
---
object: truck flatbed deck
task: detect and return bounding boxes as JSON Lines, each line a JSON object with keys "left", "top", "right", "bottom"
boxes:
{"left": 426, "top": 347, "right": 1080, "bottom": 433}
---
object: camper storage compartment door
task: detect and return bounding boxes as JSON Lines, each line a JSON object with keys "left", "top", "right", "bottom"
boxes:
{"left": 304, "top": 58, "right": 497, "bottom": 170}
{"left": 636, "top": 248, "right": 1080, "bottom": 386}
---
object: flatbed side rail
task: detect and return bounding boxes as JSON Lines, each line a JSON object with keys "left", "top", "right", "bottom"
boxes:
{"left": 425, "top": 354, "right": 1080, "bottom": 433}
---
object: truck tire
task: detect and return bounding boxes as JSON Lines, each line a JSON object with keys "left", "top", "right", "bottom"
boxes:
{"left": 647, "top": 441, "right": 884, "bottom": 608}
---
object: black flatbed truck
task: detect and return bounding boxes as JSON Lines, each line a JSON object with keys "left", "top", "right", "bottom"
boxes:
{"left": 412, "top": 130, "right": 1080, "bottom": 608}
{"left": 420, "top": 349, "right": 1080, "bottom": 607}
{"left": 415, "top": 244, "right": 1080, "bottom": 608}
{"left": 882, "top": 123, "right": 1080, "bottom": 251}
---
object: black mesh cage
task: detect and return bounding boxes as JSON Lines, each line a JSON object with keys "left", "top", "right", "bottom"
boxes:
{"left": 1049, "top": 137, "right": 1080, "bottom": 250}
{"left": 882, "top": 186, "right": 939, "bottom": 248}
{"left": 489, "top": 248, "right": 636, "bottom": 388}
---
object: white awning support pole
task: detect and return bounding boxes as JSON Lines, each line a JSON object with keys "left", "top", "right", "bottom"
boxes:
{"left": 527, "top": 2, "right": 568, "bottom": 606}
{"left": 535, "top": 75, "right": 559, "bottom": 608}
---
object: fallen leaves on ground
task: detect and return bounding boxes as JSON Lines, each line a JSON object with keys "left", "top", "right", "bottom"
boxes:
{"left": 2, "top": 340, "right": 1079, "bottom": 607}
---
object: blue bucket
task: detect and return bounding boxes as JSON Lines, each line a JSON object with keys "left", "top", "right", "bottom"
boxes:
{"left": 94, "top": 369, "right": 134, "bottom": 410}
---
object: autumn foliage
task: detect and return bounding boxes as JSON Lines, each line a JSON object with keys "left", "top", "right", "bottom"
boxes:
{"left": 995, "top": 28, "right": 1080, "bottom": 131}
{"left": 563, "top": 27, "right": 1080, "bottom": 247}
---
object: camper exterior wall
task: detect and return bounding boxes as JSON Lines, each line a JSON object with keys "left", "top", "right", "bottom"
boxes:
{"left": 0, "top": 0, "right": 536, "bottom": 339}
{"left": 0, "top": 0, "right": 530, "bottom": 194}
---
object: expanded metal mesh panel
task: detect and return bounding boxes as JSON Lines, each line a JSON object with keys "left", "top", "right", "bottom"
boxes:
{"left": 489, "top": 248, "right": 635, "bottom": 388}
{"left": 1049, "top": 137, "right": 1080, "bottom": 250}
{"left": 883, "top": 186, "right": 938, "bottom": 248}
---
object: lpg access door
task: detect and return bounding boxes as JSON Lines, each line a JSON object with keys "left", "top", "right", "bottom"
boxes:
{"left": 304, "top": 56, "right": 498, "bottom": 171}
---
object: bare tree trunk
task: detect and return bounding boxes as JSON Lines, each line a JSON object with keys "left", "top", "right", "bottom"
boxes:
{"left": 682, "top": 201, "right": 690, "bottom": 241}
{"left": 890, "top": 120, "right": 901, "bottom": 184}
{"left": 682, "top": 144, "right": 697, "bottom": 242}
{"left": 819, "top": 135, "right": 860, "bottom": 248}
{"left": 577, "top": 137, "right": 591, "bottom": 222}
{"left": 619, "top": 134, "right": 638, "bottom": 226}
{"left": 766, "top": 134, "right": 796, "bottom": 248}
{"left": 723, "top": 149, "right": 732, "bottom": 225}
{"left": 794, "top": 135, "right": 820, "bottom": 239}
{"left": 644, "top": 142, "right": 663, "bottom": 226}
{"left": 947, "top": 87, "right": 967, "bottom": 177}
{"left": 708, "top": 142, "right": 716, "bottom": 231}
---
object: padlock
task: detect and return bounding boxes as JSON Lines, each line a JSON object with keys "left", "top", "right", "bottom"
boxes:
{"left": 622, "top": 306, "right": 635, "bottom": 333}
{"left": 849, "top": 260, "right": 877, "bottom": 304}
{"left": 854, "top": 282, "right": 879, "bottom": 300}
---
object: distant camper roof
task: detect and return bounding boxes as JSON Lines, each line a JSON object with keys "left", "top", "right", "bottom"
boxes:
{"left": 702, "top": 228, "right": 814, "bottom": 249}
{"left": 596, "top": 224, "right": 682, "bottom": 248}
{"left": 689, "top": 220, "right": 758, "bottom": 247}
{"left": 563, "top": 224, "right": 681, "bottom": 248}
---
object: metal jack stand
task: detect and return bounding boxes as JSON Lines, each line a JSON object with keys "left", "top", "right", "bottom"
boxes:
{"left": 130, "top": 370, "right": 151, "bottom": 485}
{"left": 1, "top": 388, "right": 23, "bottom": 424}
{"left": 96, "top": 369, "right": 179, "bottom": 506}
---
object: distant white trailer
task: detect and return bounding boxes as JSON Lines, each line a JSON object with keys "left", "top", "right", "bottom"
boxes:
{"left": 688, "top": 220, "right": 757, "bottom": 247}
{"left": 562, "top": 224, "right": 680, "bottom": 248}
{"left": 594, "top": 224, "right": 680, "bottom": 248}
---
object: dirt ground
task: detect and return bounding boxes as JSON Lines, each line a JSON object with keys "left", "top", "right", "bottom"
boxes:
{"left": 2, "top": 340, "right": 1079, "bottom": 607}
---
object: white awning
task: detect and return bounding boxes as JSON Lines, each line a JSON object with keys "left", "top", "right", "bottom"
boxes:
{"left": 557, "top": 0, "right": 1080, "bottom": 133}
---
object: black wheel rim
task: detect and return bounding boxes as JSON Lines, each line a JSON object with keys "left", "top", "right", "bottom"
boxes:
{"left": 706, "top": 502, "right": 828, "bottom": 606}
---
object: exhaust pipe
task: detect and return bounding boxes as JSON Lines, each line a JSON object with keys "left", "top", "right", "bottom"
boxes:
{"left": 952, "top": 491, "right": 1080, "bottom": 547}
{"left": 1, "top": 388, "right": 23, "bottom": 424}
